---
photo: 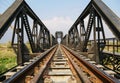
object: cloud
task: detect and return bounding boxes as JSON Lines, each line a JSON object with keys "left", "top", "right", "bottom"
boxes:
{"left": 43, "top": 16, "right": 114, "bottom": 39}
{"left": 43, "top": 16, "right": 73, "bottom": 36}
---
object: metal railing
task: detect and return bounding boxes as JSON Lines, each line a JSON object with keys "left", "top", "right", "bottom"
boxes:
{"left": 88, "top": 38, "right": 120, "bottom": 74}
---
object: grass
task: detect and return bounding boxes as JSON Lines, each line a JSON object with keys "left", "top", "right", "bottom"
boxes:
{"left": 104, "top": 46, "right": 120, "bottom": 53}
{"left": 0, "top": 41, "right": 32, "bottom": 74}
{"left": 26, "top": 42, "right": 32, "bottom": 53}
{"left": 0, "top": 42, "right": 17, "bottom": 74}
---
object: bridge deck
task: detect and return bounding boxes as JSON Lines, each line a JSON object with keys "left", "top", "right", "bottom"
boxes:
{"left": 0, "top": 0, "right": 120, "bottom": 83}
{"left": 1, "top": 45, "right": 119, "bottom": 83}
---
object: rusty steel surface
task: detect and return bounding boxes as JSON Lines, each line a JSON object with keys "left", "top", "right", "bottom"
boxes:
{"left": 40, "top": 45, "right": 82, "bottom": 83}
{"left": 62, "top": 46, "right": 91, "bottom": 83}
{"left": 89, "top": 38, "right": 120, "bottom": 74}
{"left": 0, "top": 0, "right": 54, "bottom": 64}
{"left": 62, "top": 45, "right": 120, "bottom": 83}
{"left": 3, "top": 45, "right": 57, "bottom": 83}
{"left": 1, "top": 45, "right": 120, "bottom": 83}
{"left": 30, "top": 47, "right": 57, "bottom": 83}
{"left": 64, "top": 0, "right": 120, "bottom": 65}
{"left": 0, "top": 0, "right": 120, "bottom": 82}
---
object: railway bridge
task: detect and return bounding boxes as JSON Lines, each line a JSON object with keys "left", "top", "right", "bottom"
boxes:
{"left": 0, "top": 0, "right": 120, "bottom": 83}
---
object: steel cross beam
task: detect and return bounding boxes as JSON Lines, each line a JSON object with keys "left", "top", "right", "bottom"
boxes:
{"left": 11, "top": 12, "right": 31, "bottom": 64}
{"left": 64, "top": 0, "right": 120, "bottom": 63}
{"left": 55, "top": 31, "right": 63, "bottom": 43}
{"left": 0, "top": 0, "right": 53, "bottom": 64}
{"left": 61, "top": 34, "right": 69, "bottom": 46}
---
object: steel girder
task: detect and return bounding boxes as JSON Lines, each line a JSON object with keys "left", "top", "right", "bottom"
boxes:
{"left": 61, "top": 34, "right": 68, "bottom": 46}
{"left": 0, "top": 0, "right": 52, "bottom": 64}
{"left": 68, "top": 0, "right": 120, "bottom": 39}
{"left": 11, "top": 11, "right": 37, "bottom": 64}
{"left": 55, "top": 31, "right": 63, "bottom": 43}
{"left": 68, "top": 26, "right": 80, "bottom": 49}
{"left": 38, "top": 26, "right": 51, "bottom": 50}
{"left": 92, "top": 0, "right": 120, "bottom": 39}
{"left": 65, "top": 0, "right": 120, "bottom": 63}
{"left": 68, "top": 31, "right": 74, "bottom": 48}
{"left": 0, "top": 0, "right": 24, "bottom": 39}
{"left": 67, "top": 8, "right": 106, "bottom": 63}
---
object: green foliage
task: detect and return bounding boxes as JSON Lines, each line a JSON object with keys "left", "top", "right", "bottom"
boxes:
{"left": 0, "top": 41, "right": 33, "bottom": 74}
{"left": 25, "top": 42, "right": 32, "bottom": 53}
{"left": 0, "top": 64, "right": 7, "bottom": 74}
{"left": 6, "top": 41, "right": 12, "bottom": 48}
{"left": 0, "top": 42, "right": 17, "bottom": 74}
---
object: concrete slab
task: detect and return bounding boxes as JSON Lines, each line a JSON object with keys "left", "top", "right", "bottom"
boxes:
{"left": 95, "top": 64, "right": 104, "bottom": 69}
{"left": 84, "top": 58, "right": 91, "bottom": 61}
{"left": 24, "top": 62, "right": 31, "bottom": 65}
{"left": 50, "top": 66, "right": 70, "bottom": 69}
{"left": 4, "top": 72, "right": 16, "bottom": 79}
{"left": 104, "top": 70, "right": 116, "bottom": 76}
{"left": 50, "top": 76, "right": 71, "bottom": 83}
{"left": 52, "top": 59, "right": 67, "bottom": 62}
{"left": 54, "top": 62, "right": 67, "bottom": 65}
{"left": 29, "top": 59, "right": 36, "bottom": 62}
{"left": 88, "top": 61, "right": 96, "bottom": 64}
{"left": 16, "top": 66, "right": 25, "bottom": 71}
{"left": 49, "top": 72, "right": 72, "bottom": 76}
{"left": 50, "top": 64, "right": 69, "bottom": 68}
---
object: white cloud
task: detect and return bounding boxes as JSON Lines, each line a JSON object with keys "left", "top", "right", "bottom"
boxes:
{"left": 43, "top": 16, "right": 73, "bottom": 36}
{"left": 43, "top": 16, "right": 115, "bottom": 39}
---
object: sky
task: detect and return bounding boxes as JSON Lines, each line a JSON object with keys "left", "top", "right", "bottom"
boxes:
{"left": 0, "top": 0, "right": 120, "bottom": 42}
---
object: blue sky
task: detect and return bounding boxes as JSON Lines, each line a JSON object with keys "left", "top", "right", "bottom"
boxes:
{"left": 25, "top": 0, "right": 120, "bottom": 19}
{"left": 26, "top": 0, "right": 90, "bottom": 19}
{"left": 0, "top": 0, "right": 120, "bottom": 42}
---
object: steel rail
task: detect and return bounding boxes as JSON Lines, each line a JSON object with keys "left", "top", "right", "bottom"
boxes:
{"left": 61, "top": 46, "right": 91, "bottom": 83}
{"left": 3, "top": 45, "right": 57, "bottom": 83}
{"left": 30, "top": 46, "right": 57, "bottom": 83}
{"left": 2, "top": 44, "right": 120, "bottom": 83}
{"left": 62, "top": 45, "right": 120, "bottom": 83}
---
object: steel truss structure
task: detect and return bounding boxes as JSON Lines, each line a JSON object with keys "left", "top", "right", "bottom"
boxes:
{"left": 0, "top": 0, "right": 120, "bottom": 75}
{"left": 0, "top": 0, "right": 56, "bottom": 64}
{"left": 62, "top": 0, "right": 120, "bottom": 66}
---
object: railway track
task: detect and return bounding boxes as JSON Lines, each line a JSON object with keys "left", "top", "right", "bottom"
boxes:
{"left": 0, "top": 45, "right": 120, "bottom": 83}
